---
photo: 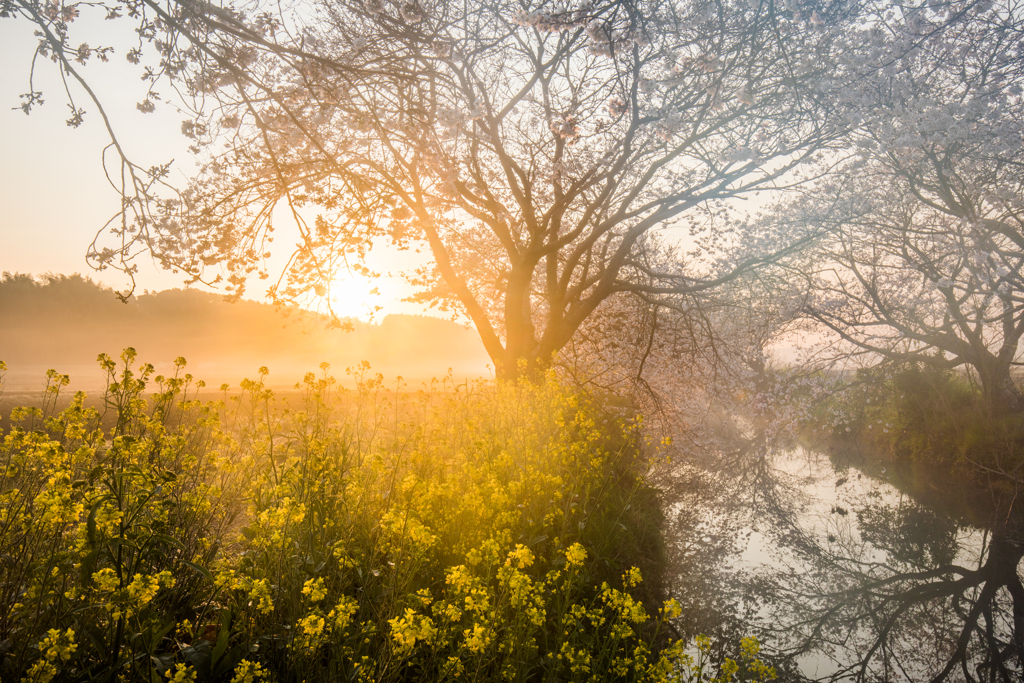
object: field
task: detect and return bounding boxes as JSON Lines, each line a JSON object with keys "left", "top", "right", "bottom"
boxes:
{"left": 0, "top": 352, "right": 772, "bottom": 682}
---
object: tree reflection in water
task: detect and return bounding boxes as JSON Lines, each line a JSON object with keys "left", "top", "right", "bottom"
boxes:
{"left": 663, "top": 439, "right": 1024, "bottom": 682}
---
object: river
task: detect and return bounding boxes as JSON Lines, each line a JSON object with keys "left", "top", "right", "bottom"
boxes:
{"left": 669, "top": 440, "right": 1024, "bottom": 682}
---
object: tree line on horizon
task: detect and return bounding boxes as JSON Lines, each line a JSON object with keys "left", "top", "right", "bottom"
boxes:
{"left": 0, "top": 272, "right": 491, "bottom": 389}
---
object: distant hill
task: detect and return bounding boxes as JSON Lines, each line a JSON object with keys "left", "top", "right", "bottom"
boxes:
{"left": 0, "top": 273, "right": 491, "bottom": 392}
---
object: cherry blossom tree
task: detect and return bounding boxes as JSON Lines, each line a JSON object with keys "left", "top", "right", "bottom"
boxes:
{"left": 763, "top": 0, "right": 1024, "bottom": 412}
{"left": 8, "top": 0, "right": 863, "bottom": 379}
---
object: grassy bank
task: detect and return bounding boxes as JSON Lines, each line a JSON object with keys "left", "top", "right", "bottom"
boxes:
{"left": 824, "top": 364, "right": 1024, "bottom": 514}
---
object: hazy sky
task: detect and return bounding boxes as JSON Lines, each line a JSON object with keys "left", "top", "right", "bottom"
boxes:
{"left": 0, "top": 16, "right": 429, "bottom": 319}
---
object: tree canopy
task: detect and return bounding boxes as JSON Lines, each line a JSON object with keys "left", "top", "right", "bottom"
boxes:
{"left": 11, "top": 0, "right": 1019, "bottom": 388}
{"left": 7, "top": 0, "right": 869, "bottom": 378}
{"left": 768, "top": 0, "right": 1024, "bottom": 411}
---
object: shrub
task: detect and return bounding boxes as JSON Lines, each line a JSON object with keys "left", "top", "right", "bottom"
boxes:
{"left": 845, "top": 364, "right": 1024, "bottom": 481}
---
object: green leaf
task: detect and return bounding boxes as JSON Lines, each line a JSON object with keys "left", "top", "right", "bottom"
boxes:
{"left": 147, "top": 533, "right": 186, "bottom": 552}
{"left": 80, "top": 548, "right": 99, "bottom": 587}
{"left": 212, "top": 644, "right": 249, "bottom": 680}
{"left": 152, "top": 620, "right": 176, "bottom": 645}
{"left": 86, "top": 499, "right": 105, "bottom": 546}
{"left": 211, "top": 609, "right": 231, "bottom": 666}
{"left": 180, "top": 641, "right": 213, "bottom": 682}
{"left": 181, "top": 560, "right": 214, "bottom": 583}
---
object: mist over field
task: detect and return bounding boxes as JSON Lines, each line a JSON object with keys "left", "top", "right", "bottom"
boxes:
{"left": 0, "top": 273, "right": 491, "bottom": 392}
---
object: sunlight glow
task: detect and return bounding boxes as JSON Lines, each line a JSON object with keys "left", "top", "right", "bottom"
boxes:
{"left": 329, "top": 272, "right": 384, "bottom": 321}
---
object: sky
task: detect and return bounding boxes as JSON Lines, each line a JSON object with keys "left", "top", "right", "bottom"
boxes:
{"left": 0, "top": 15, "right": 429, "bottom": 320}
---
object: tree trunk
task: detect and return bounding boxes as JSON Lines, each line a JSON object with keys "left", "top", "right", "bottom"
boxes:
{"left": 977, "top": 359, "right": 1024, "bottom": 415}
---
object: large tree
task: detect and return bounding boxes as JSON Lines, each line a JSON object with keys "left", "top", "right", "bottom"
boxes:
{"left": 10, "top": 0, "right": 887, "bottom": 378}
{"left": 766, "top": 0, "right": 1024, "bottom": 411}
{"left": 172, "top": 0, "right": 858, "bottom": 380}
{"left": 8, "top": 0, "right": 856, "bottom": 378}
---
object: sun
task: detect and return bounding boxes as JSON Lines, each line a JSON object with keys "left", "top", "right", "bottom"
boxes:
{"left": 329, "top": 273, "right": 382, "bottom": 321}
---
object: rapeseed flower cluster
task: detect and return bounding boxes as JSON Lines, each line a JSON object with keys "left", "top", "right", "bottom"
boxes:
{"left": 22, "top": 628, "right": 77, "bottom": 683}
{"left": 228, "top": 660, "right": 268, "bottom": 683}
{"left": 0, "top": 351, "right": 776, "bottom": 682}
{"left": 302, "top": 577, "right": 327, "bottom": 603}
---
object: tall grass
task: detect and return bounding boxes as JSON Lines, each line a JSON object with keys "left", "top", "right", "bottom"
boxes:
{"left": 0, "top": 351, "right": 774, "bottom": 682}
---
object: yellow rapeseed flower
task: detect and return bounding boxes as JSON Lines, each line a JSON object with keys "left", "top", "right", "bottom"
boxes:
{"left": 463, "top": 623, "right": 491, "bottom": 654}
{"left": 229, "top": 660, "right": 268, "bottom": 683}
{"left": 91, "top": 568, "right": 120, "bottom": 593}
{"left": 165, "top": 663, "right": 197, "bottom": 682}
{"left": 293, "top": 613, "right": 327, "bottom": 652}
{"left": 301, "top": 577, "right": 327, "bottom": 603}
{"left": 389, "top": 609, "right": 436, "bottom": 657}
{"left": 624, "top": 566, "right": 642, "bottom": 587}
{"left": 564, "top": 543, "right": 587, "bottom": 568}
{"left": 505, "top": 544, "right": 534, "bottom": 569}
{"left": 328, "top": 595, "right": 359, "bottom": 632}
{"left": 663, "top": 598, "right": 683, "bottom": 620}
